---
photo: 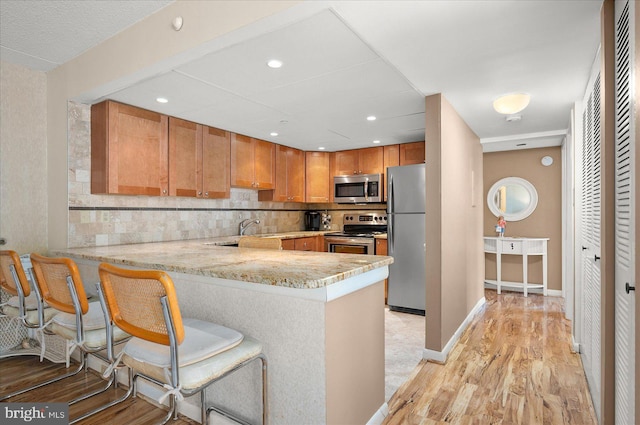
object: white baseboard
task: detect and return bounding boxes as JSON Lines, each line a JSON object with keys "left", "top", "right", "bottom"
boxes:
{"left": 483, "top": 283, "right": 562, "bottom": 297}
{"left": 423, "top": 296, "right": 486, "bottom": 363}
{"left": 366, "top": 402, "right": 389, "bottom": 425}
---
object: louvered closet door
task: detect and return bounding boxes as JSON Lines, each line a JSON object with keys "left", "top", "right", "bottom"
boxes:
{"left": 614, "top": 1, "right": 636, "bottom": 423}
{"left": 580, "top": 71, "right": 602, "bottom": 420}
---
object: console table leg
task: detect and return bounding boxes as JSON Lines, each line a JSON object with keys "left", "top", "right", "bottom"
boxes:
{"left": 523, "top": 253, "right": 528, "bottom": 297}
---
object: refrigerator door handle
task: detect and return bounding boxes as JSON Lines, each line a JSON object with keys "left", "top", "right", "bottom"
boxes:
{"left": 388, "top": 174, "right": 394, "bottom": 214}
{"left": 388, "top": 214, "right": 394, "bottom": 256}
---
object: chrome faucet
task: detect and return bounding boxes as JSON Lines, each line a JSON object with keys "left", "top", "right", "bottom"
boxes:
{"left": 239, "top": 219, "right": 260, "bottom": 236}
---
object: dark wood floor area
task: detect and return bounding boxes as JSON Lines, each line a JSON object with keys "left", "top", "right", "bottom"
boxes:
{"left": 384, "top": 289, "right": 597, "bottom": 424}
{"left": 0, "top": 357, "right": 198, "bottom": 425}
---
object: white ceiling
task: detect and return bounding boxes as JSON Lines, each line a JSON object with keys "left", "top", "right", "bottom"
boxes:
{"left": 0, "top": 1, "right": 602, "bottom": 152}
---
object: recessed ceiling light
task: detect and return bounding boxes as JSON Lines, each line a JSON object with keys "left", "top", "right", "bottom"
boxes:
{"left": 270, "top": 132, "right": 278, "bottom": 137}
{"left": 156, "top": 97, "right": 168, "bottom": 104}
{"left": 267, "top": 59, "right": 283, "bottom": 69}
{"left": 366, "top": 115, "right": 377, "bottom": 121}
{"left": 493, "top": 93, "right": 530, "bottom": 114}
{"left": 318, "top": 147, "right": 326, "bottom": 150}
{"left": 372, "top": 140, "right": 381, "bottom": 144}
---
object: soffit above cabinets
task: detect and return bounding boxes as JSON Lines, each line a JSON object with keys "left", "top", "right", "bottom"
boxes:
{"left": 104, "top": 9, "right": 426, "bottom": 152}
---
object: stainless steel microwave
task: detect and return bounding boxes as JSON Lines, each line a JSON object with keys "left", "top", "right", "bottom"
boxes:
{"left": 333, "top": 174, "right": 383, "bottom": 203}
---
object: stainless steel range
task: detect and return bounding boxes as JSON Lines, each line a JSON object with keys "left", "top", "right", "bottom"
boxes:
{"left": 324, "top": 213, "right": 387, "bottom": 255}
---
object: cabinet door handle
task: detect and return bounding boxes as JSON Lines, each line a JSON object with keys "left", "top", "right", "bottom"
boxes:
{"left": 198, "top": 191, "right": 203, "bottom": 196}
{"left": 162, "top": 189, "right": 167, "bottom": 195}
{"left": 626, "top": 283, "right": 636, "bottom": 294}
{"left": 0, "top": 238, "right": 6, "bottom": 246}
{"left": 582, "top": 246, "right": 587, "bottom": 251}
{"left": 204, "top": 192, "right": 209, "bottom": 197}
{"left": 594, "top": 255, "right": 600, "bottom": 261}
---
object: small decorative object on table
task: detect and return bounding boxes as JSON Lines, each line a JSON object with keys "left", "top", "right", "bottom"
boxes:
{"left": 495, "top": 215, "right": 506, "bottom": 237}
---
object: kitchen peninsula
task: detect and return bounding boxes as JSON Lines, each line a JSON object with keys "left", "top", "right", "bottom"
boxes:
{"left": 53, "top": 236, "right": 392, "bottom": 425}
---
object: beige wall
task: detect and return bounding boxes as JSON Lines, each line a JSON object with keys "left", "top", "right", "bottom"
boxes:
{"left": 0, "top": 61, "right": 48, "bottom": 254}
{"left": 425, "top": 94, "right": 484, "bottom": 352}
{"left": 483, "top": 147, "right": 563, "bottom": 291}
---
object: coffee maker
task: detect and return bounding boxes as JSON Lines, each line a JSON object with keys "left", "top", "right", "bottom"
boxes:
{"left": 304, "top": 211, "right": 321, "bottom": 231}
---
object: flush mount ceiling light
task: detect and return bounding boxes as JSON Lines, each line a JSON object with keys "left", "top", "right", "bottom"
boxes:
{"left": 267, "top": 59, "right": 283, "bottom": 69}
{"left": 366, "top": 115, "right": 377, "bottom": 121}
{"left": 372, "top": 140, "right": 381, "bottom": 144}
{"left": 493, "top": 93, "right": 530, "bottom": 114}
{"left": 318, "top": 147, "right": 326, "bottom": 150}
{"left": 270, "top": 132, "right": 278, "bottom": 137}
{"left": 156, "top": 97, "right": 168, "bottom": 104}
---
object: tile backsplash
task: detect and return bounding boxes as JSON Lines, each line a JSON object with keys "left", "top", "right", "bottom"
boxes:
{"left": 67, "top": 101, "right": 385, "bottom": 248}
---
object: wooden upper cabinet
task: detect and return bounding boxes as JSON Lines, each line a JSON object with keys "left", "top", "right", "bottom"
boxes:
{"left": 383, "top": 145, "right": 400, "bottom": 169}
{"left": 263, "top": 145, "right": 305, "bottom": 202}
{"left": 168, "top": 118, "right": 230, "bottom": 199}
{"left": 332, "top": 147, "right": 383, "bottom": 175}
{"left": 91, "top": 100, "right": 169, "bottom": 195}
{"left": 399, "top": 141, "right": 425, "bottom": 165}
{"left": 202, "top": 126, "right": 231, "bottom": 199}
{"left": 333, "top": 150, "right": 360, "bottom": 175}
{"left": 305, "top": 151, "right": 330, "bottom": 203}
{"left": 169, "top": 117, "right": 201, "bottom": 197}
{"left": 285, "top": 146, "right": 305, "bottom": 201}
{"left": 358, "top": 147, "right": 384, "bottom": 174}
{"left": 230, "top": 134, "right": 275, "bottom": 189}
{"left": 254, "top": 139, "right": 276, "bottom": 189}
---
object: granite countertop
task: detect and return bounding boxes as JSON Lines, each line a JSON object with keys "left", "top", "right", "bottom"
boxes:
{"left": 53, "top": 232, "right": 392, "bottom": 290}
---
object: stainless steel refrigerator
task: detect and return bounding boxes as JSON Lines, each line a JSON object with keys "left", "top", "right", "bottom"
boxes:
{"left": 387, "top": 164, "right": 426, "bottom": 315}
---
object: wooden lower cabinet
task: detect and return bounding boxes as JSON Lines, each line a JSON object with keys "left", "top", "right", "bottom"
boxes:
{"left": 282, "top": 236, "right": 323, "bottom": 252}
{"left": 375, "top": 238, "right": 389, "bottom": 303}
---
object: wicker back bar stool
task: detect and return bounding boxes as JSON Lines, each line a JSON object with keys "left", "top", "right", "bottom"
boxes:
{"left": 97, "top": 262, "right": 268, "bottom": 425}
{"left": 0, "top": 250, "right": 56, "bottom": 358}
{"left": 1, "top": 253, "right": 132, "bottom": 423}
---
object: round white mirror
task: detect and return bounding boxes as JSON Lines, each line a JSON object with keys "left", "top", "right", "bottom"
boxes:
{"left": 487, "top": 177, "right": 538, "bottom": 221}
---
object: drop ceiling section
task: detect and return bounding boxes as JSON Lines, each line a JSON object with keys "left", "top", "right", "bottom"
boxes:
{"left": 103, "top": 9, "right": 426, "bottom": 152}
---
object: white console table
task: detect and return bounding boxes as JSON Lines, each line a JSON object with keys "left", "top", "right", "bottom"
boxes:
{"left": 483, "top": 237, "right": 549, "bottom": 297}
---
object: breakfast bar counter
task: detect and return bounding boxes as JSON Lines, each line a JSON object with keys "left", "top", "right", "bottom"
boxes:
{"left": 53, "top": 237, "right": 392, "bottom": 425}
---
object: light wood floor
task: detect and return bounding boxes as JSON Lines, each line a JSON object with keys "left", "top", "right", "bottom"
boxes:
{"left": 384, "top": 289, "right": 597, "bottom": 425}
